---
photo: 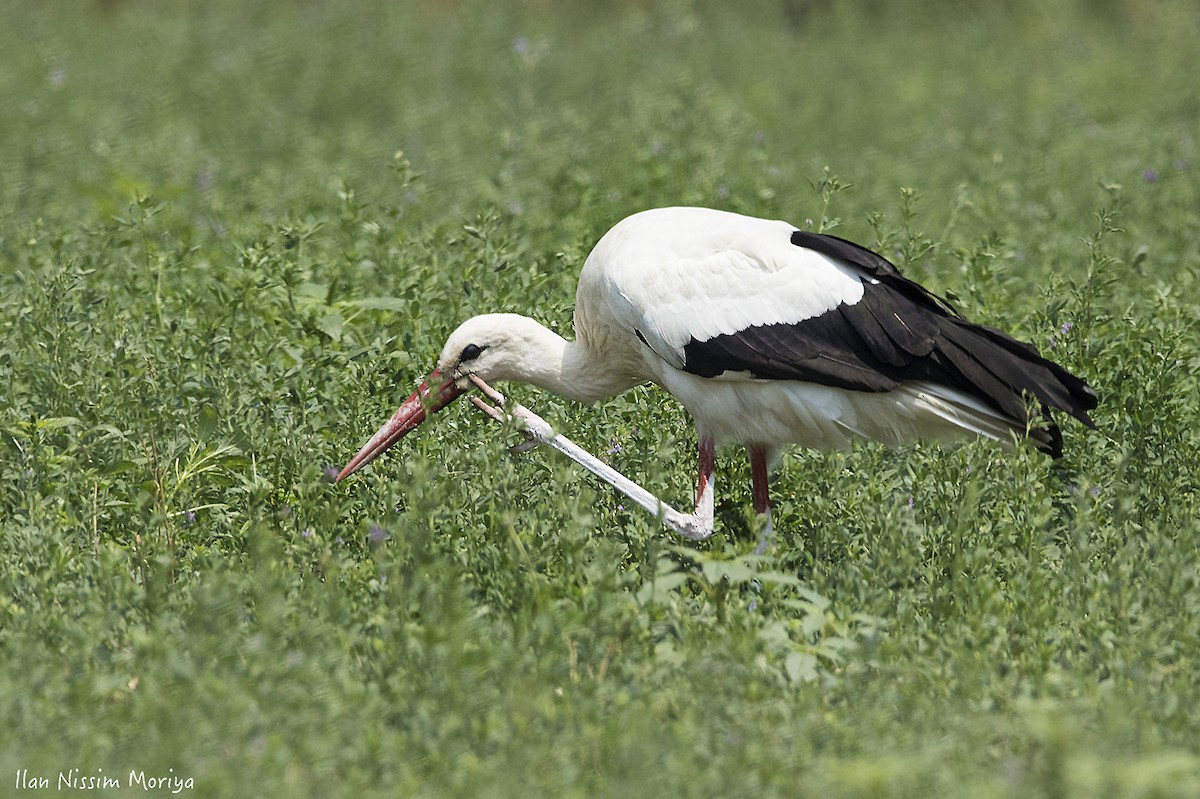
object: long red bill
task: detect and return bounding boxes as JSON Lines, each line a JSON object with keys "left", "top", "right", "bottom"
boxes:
{"left": 337, "top": 369, "right": 466, "bottom": 481}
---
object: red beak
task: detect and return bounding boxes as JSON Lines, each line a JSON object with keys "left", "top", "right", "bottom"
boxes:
{"left": 337, "top": 369, "right": 466, "bottom": 481}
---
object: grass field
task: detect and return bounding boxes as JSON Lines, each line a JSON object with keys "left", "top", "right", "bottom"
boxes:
{"left": 2, "top": 1, "right": 1199, "bottom": 796}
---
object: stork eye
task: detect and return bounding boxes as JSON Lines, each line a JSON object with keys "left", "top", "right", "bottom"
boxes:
{"left": 460, "top": 343, "right": 486, "bottom": 362}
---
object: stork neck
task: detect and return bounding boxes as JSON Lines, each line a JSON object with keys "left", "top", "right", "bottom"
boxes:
{"left": 510, "top": 323, "right": 637, "bottom": 404}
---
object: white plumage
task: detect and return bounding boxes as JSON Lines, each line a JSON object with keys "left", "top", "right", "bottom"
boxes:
{"left": 339, "top": 206, "right": 1097, "bottom": 544}
{"left": 581, "top": 207, "right": 866, "bottom": 353}
{"left": 655, "top": 371, "right": 1017, "bottom": 450}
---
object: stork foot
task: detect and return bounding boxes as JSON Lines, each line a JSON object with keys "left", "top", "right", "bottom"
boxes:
{"left": 466, "top": 375, "right": 714, "bottom": 543}
{"left": 467, "top": 375, "right": 546, "bottom": 454}
{"left": 753, "top": 508, "right": 774, "bottom": 555}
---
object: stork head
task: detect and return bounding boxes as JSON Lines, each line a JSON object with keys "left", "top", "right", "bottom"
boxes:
{"left": 336, "top": 313, "right": 554, "bottom": 481}
{"left": 434, "top": 313, "right": 549, "bottom": 385}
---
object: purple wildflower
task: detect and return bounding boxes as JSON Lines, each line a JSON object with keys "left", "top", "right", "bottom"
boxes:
{"left": 321, "top": 465, "right": 339, "bottom": 483}
{"left": 185, "top": 511, "right": 196, "bottom": 525}
{"left": 195, "top": 166, "right": 214, "bottom": 193}
{"left": 1060, "top": 321, "right": 1073, "bottom": 335}
{"left": 1143, "top": 169, "right": 1159, "bottom": 183}
{"left": 607, "top": 440, "right": 622, "bottom": 455}
{"left": 1090, "top": 486, "right": 1101, "bottom": 498}
{"left": 907, "top": 496, "right": 915, "bottom": 509}
{"left": 367, "top": 525, "right": 388, "bottom": 547}
{"left": 301, "top": 527, "right": 314, "bottom": 540}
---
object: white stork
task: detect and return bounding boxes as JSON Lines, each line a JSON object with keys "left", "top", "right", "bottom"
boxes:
{"left": 337, "top": 206, "right": 1097, "bottom": 545}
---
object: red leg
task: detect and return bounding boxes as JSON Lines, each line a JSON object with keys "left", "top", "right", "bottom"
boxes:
{"left": 748, "top": 445, "right": 771, "bottom": 515}
{"left": 695, "top": 436, "right": 716, "bottom": 519}
{"left": 748, "top": 445, "right": 773, "bottom": 554}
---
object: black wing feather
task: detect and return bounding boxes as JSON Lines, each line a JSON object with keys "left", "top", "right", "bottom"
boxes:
{"left": 680, "top": 230, "right": 1098, "bottom": 456}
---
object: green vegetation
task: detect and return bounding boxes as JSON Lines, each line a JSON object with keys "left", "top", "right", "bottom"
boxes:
{"left": 2, "top": 1, "right": 1198, "bottom": 795}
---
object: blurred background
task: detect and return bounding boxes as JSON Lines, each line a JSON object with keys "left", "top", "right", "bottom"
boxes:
{"left": 4, "top": 0, "right": 1196, "bottom": 242}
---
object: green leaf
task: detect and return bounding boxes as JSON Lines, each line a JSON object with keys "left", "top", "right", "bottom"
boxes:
{"left": 35, "top": 416, "right": 83, "bottom": 431}
{"left": 317, "top": 310, "right": 344, "bottom": 341}
{"left": 341, "top": 297, "right": 409, "bottom": 312}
